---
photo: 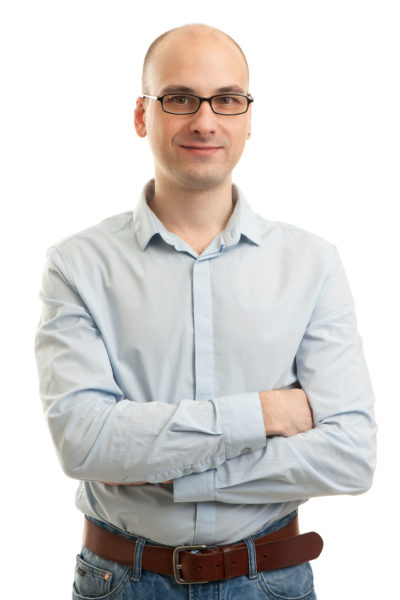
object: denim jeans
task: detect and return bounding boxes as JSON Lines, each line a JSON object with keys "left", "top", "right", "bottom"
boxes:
{"left": 72, "top": 510, "right": 317, "bottom": 600}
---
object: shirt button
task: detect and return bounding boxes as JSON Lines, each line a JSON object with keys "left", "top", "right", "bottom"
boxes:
{"left": 240, "top": 447, "right": 251, "bottom": 455}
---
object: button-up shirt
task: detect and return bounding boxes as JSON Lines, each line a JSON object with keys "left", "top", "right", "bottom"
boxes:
{"left": 35, "top": 180, "right": 376, "bottom": 546}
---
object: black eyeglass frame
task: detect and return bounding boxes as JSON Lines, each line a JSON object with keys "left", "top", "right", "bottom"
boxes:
{"left": 143, "top": 93, "right": 254, "bottom": 115}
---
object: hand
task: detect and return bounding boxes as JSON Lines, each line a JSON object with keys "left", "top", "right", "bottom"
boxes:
{"left": 259, "top": 388, "right": 314, "bottom": 437}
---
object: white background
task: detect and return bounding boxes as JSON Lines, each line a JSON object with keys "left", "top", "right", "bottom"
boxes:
{"left": 1, "top": 1, "right": 399, "bottom": 598}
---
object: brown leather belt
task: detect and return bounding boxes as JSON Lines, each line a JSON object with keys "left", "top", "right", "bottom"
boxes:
{"left": 83, "top": 514, "right": 323, "bottom": 584}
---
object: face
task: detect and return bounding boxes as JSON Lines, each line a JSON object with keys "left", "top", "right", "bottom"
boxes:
{"left": 134, "top": 32, "right": 252, "bottom": 192}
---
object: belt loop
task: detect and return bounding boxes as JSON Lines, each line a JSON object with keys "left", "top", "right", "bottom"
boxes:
{"left": 244, "top": 537, "right": 258, "bottom": 580}
{"left": 131, "top": 538, "right": 145, "bottom": 582}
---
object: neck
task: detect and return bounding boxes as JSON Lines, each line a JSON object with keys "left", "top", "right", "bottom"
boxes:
{"left": 148, "top": 174, "right": 235, "bottom": 243}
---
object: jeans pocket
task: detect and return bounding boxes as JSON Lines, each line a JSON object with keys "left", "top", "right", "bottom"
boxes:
{"left": 257, "top": 561, "right": 315, "bottom": 600}
{"left": 72, "top": 546, "right": 130, "bottom": 599}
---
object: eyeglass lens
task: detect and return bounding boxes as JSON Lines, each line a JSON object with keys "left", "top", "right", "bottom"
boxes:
{"left": 162, "top": 94, "right": 249, "bottom": 114}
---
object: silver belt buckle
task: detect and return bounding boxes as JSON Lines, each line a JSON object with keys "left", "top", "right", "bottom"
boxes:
{"left": 172, "top": 544, "right": 208, "bottom": 584}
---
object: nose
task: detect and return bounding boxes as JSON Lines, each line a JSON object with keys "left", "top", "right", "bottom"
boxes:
{"left": 189, "top": 99, "right": 217, "bottom": 136}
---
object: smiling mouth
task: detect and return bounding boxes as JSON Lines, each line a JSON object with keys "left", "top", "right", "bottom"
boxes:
{"left": 179, "top": 145, "right": 222, "bottom": 155}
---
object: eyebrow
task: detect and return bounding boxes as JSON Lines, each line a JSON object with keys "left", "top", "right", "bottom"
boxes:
{"left": 159, "top": 84, "right": 247, "bottom": 95}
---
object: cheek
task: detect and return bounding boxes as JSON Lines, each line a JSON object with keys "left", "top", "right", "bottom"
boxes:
{"left": 147, "top": 118, "right": 178, "bottom": 152}
{"left": 222, "top": 118, "right": 249, "bottom": 149}
{"left": 147, "top": 129, "right": 167, "bottom": 160}
{"left": 230, "top": 129, "right": 249, "bottom": 156}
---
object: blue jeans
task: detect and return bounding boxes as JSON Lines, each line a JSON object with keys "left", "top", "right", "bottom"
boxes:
{"left": 72, "top": 510, "right": 317, "bottom": 600}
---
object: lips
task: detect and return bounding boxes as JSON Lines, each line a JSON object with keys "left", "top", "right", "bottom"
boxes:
{"left": 179, "top": 145, "right": 222, "bottom": 156}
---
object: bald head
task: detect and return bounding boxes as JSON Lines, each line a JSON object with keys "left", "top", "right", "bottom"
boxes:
{"left": 142, "top": 24, "right": 249, "bottom": 95}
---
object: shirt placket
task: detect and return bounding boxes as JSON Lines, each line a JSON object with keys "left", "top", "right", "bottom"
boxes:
{"left": 192, "top": 253, "right": 218, "bottom": 544}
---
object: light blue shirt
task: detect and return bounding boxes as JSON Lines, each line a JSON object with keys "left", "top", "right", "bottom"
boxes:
{"left": 35, "top": 180, "right": 376, "bottom": 546}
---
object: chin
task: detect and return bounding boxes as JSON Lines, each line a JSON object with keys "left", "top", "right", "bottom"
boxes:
{"left": 174, "top": 168, "right": 231, "bottom": 191}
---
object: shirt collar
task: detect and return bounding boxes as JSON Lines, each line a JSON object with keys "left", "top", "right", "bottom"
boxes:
{"left": 133, "top": 179, "right": 261, "bottom": 253}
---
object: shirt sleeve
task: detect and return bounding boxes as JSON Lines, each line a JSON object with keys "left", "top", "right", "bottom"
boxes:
{"left": 35, "top": 247, "right": 266, "bottom": 484}
{"left": 173, "top": 245, "right": 377, "bottom": 503}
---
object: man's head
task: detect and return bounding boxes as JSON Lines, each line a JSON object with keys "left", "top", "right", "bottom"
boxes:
{"left": 134, "top": 24, "right": 252, "bottom": 192}
{"left": 141, "top": 24, "right": 249, "bottom": 96}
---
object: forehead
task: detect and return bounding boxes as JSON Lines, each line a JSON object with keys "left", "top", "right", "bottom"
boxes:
{"left": 148, "top": 32, "right": 249, "bottom": 94}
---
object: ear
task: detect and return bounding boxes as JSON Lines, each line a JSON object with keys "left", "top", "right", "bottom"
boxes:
{"left": 134, "top": 97, "right": 147, "bottom": 138}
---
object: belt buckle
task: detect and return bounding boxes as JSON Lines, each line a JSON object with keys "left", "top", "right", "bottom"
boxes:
{"left": 172, "top": 545, "right": 208, "bottom": 584}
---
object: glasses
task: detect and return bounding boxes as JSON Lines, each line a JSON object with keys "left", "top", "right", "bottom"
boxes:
{"left": 143, "top": 93, "right": 254, "bottom": 115}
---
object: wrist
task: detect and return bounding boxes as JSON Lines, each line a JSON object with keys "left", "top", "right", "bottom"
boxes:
{"left": 259, "top": 390, "right": 282, "bottom": 436}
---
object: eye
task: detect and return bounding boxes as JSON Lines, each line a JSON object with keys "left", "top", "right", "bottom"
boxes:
{"left": 170, "top": 95, "right": 190, "bottom": 104}
{"left": 214, "top": 95, "right": 242, "bottom": 105}
{"left": 163, "top": 94, "right": 198, "bottom": 113}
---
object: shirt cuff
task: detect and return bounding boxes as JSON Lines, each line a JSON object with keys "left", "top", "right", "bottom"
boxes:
{"left": 173, "top": 469, "right": 216, "bottom": 503}
{"left": 215, "top": 391, "right": 266, "bottom": 459}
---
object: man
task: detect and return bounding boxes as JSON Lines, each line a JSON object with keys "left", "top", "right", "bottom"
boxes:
{"left": 35, "top": 23, "right": 377, "bottom": 599}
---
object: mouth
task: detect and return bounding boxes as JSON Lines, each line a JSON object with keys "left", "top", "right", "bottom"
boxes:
{"left": 179, "top": 145, "right": 222, "bottom": 156}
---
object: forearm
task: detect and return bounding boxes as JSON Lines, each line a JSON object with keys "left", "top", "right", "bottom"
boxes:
{"left": 175, "top": 364, "right": 376, "bottom": 503}
{"left": 40, "top": 371, "right": 265, "bottom": 484}
{"left": 102, "top": 384, "right": 317, "bottom": 486}
{"left": 174, "top": 407, "right": 376, "bottom": 503}
{"left": 101, "top": 386, "right": 312, "bottom": 487}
